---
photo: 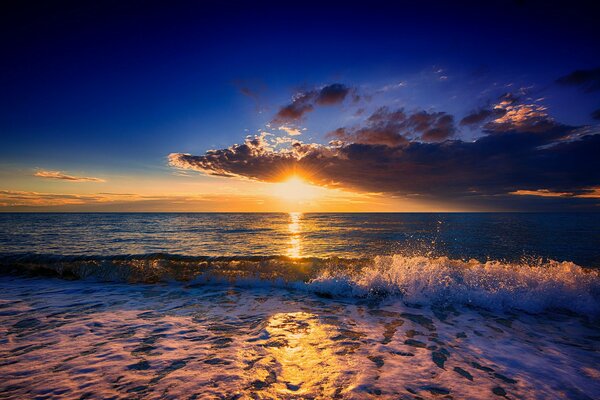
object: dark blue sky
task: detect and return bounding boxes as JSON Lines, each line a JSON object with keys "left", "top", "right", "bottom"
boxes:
{"left": 1, "top": 0, "right": 599, "bottom": 211}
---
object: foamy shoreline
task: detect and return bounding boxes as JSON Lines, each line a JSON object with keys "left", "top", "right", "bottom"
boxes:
{"left": 1, "top": 276, "right": 599, "bottom": 399}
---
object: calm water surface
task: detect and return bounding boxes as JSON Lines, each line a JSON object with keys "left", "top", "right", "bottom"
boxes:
{"left": 0, "top": 212, "right": 598, "bottom": 266}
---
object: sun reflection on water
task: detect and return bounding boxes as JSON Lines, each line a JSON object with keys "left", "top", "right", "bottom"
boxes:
{"left": 287, "top": 212, "right": 302, "bottom": 258}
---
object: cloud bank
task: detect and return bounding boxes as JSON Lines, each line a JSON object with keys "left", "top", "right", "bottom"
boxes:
{"left": 169, "top": 83, "right": 600, "bottom": 209}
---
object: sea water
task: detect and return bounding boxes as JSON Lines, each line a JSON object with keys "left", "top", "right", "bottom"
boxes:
{"left": 0, "top": 213, "right": 599, "bottom": 399}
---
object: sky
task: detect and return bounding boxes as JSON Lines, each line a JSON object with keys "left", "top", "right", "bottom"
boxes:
{"left": 1, "top": 0, "right": 599, "bottom": 212}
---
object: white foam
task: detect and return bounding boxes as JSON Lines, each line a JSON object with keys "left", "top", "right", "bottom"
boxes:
{"left": 307, "top": 255, "right": 600, "bottom": 316}
{"left": 2, "top": 252, "right": 599, "bottom": 316}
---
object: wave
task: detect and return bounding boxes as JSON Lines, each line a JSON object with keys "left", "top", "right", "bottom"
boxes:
{"left": 1, "top": 253, "right": 599, "bottom": 317}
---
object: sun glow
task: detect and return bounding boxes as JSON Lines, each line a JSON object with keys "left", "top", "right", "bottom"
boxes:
{"left": 270, "top": 176, "right": 321, "bottom": 203}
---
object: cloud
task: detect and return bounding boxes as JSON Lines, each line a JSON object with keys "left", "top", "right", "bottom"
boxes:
{"left": 510, "top": 188, "right": 600, "bottom": 199}
{"left": 592, "top": 108, "right": 600, "bottom": 120}
{"left": 169, "top": 135, "right": 297, "bottom": 181}
{"left": 379, "top": 81, "right": 407, "bottom": 92}
{"left": 460, "top": 108, "right": 505, "bottom": 126}
{"left": 486, "top": 103, "right": 557, "bottom": 133}
{"left": 278, "top": 125, "right": 302, "bottom": 136}
{"left": 0, "top": 190, "right": 122, "bottom": 207}
{"left": 556, "top": 67, "right": 600, "bottom": 92}
{"left": 328, "top": 107, "right": 456, "bottom": 145}
{"left": 460, "top": 92, "right": 558, "bottom": 133}
{"left": 273, "top": 92, "right": 315, "bottom": 122}
{"left": 34, "top": 170, "right": 106, "bottom": 182}
{"left": 169, "top": 121, "right": 600, "bottom": 207}
{"left": 273, "top": 83, "right": 351, "bottom": 123}
{"left": 0, "top": 190, "right": 270, "bottom": 211}
{"left": 239, "top": 87, "right": 256, "bottom": 98}
{"left": 417, "top": 112, "right": 455, "bottom": 142}
{"left": 315, "top": 83, "right": 350, "bottom": 105}
{"left": 510, "top": 189, "right": 573, "bottom": 198}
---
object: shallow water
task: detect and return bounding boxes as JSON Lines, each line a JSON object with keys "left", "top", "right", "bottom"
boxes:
{"left": 0, "top": 277, "right": 599, "bottom": 399}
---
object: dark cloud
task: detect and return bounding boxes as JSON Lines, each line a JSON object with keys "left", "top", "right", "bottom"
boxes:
{"left": 273, "top": 93, "right": 315, "bottom": 122}
{"left": 233, "top": 79, "right": 267, "bottom": 100}
{"left": 239, "top": 87, "right": 256, "bottom": 98}
{"left": 233, "top": 79, "right": 269, "bottom": 112}
{"left": 556, "top": 67, "right": 600, "bottom": 92}
{"left": 592, "top": 108, "right": 600, "bottom": 120}
{"left": 410, "top": 111, "right": 456, "bottom": 142}
{"left": 273, "top": 83, "right": 351, "bottom": 123}
{"left": 329, "top": 126, "right": 409, "bottom": 147}
{"left": 329, "top": 107, "right": 408, "bottom": 146}
{"left": 315, "top": 83, "right": 350, "bottom": 105}
{"left": 460, "top": 108, "right": 506, "bottom": 126}
{"left": 169, "top": 122, "right": 600, "bottom": 207}
{"left": 329, "top": 107, "right": 456, "bottom": 146}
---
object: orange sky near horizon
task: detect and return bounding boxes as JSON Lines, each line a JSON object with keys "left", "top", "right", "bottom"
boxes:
{"left": 0, "top": 166, "right": 487, "bottom": 213}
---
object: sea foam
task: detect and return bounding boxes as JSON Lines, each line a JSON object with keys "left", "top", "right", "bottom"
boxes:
{"left": 1, "top": 253, "right": 599, "bottom": 316}
{"left": 307, "top": 255, "right": 600, "bottom": 316}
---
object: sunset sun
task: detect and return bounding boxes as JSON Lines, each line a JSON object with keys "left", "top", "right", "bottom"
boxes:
{"left": 270, "top": 175, "right": 321, "bottom": 203}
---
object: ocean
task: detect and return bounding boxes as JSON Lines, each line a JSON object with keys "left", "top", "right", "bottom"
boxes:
{"left": 0, "top": 213, "right": 599, "bottom": 399}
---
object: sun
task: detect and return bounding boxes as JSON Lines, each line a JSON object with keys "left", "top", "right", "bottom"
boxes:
{"left": 270, "top": 175, "right": 321, "bottom": 203}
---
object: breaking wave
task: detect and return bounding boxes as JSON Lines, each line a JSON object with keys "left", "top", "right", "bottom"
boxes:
{"left": 1, "top": 253, "right": 599, "bottom": 316}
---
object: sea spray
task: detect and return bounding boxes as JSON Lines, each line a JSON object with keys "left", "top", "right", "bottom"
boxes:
{"left": 308, "top": 255, "right": 600, "bottom": 316}
{"left": 1, "top": 253, "right": 599, "bottom": 317}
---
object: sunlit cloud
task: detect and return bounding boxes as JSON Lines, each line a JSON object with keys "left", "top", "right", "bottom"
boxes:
{"left": 34, "top": 169, "right": 106, "bottom": 182}
{"left": 511, "top": 187, "right": 600, "bottom": 199}
{"left": 510, "top": 189, "right": 573, "bottom": 198}
{"left": 489, "top": 103, "right": 555, "bottom": 133}
{"left": 461, "top": 92, "right": 558, "bottom": 133}
{"left": 278, "top": 125, "right": 302, "bottom": 136}
{"left": 0, "top": 190, "right": 119, "bottom": 207}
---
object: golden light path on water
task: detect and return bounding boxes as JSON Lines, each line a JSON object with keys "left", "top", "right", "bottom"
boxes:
{"left": 287, "top": 212, "right": 302, "bottom": 258}
{"left": 264, "top": 214, "right": 354, "bottom": 396}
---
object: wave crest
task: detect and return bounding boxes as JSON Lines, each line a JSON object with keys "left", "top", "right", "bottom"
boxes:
{"left": 1, "top": 253, "right": 599, "bottom": 316}
{"left": 308, "top": 255, "right": 600, "bottom": 316}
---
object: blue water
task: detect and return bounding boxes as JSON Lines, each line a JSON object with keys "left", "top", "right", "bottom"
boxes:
{"left": 0, "top": 212, "right": 598, "bottom": 266}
